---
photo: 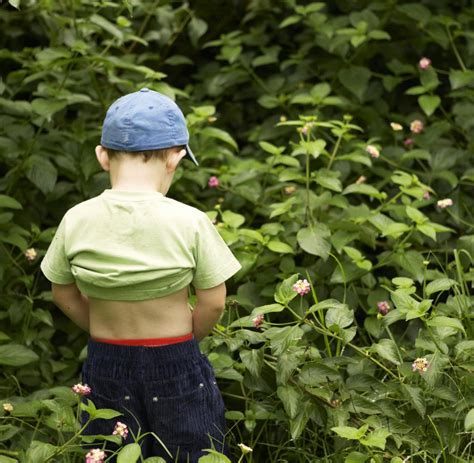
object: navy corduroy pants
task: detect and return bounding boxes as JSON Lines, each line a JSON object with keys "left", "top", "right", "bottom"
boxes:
{"left": 80, "top": 337, "right": 229, "bottom": 462}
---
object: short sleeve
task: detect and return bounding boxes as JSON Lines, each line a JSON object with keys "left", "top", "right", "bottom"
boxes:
{"left": 40, "top": 214, "right": 75, "bottom": 285}
{"left": 192, "top": 212, "right": 242, "bottom": 289}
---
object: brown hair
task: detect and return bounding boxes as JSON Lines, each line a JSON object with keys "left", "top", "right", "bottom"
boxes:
{"left": 105, "top": 146, "right": 185, "bottom": 163}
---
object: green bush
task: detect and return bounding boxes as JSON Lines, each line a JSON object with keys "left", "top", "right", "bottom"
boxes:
{"left": 0, "top": 0, "right": 473, "bottom": 461}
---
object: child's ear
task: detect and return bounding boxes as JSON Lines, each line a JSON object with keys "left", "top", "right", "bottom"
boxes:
{"left": 95, "top": 145, "right": 110, "bottom": 172}
{"left": 167, "top": 148, "right": 187, "bottom": 172}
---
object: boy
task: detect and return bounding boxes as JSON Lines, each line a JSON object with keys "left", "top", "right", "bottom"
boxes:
{"left": 40, "top": 88, "right": 242, "bottom": 461}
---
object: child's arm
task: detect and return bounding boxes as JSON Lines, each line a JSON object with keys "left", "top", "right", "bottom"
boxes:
{"left": 192, "top": 283, "right": 227, "bottom": 341}
{"left": 51, "top": 282, "right": 90, "bottom": 332}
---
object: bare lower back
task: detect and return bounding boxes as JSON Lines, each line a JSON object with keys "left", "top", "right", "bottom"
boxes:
{"left": 87, "top": 286, "right": 193, "bottom": 339}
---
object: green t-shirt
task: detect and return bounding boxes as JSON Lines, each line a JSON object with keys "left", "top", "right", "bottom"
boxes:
{"left": 40, "top": 189, "right": 242, "bottom": 301}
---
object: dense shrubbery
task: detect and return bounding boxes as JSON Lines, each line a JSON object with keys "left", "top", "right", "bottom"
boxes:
{"left": 0, "top": 0, "right": 473, "bottom": 461}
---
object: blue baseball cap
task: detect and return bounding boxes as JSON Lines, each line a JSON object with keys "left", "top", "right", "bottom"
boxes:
{"left": 100, "top": 88, "right": 199, "bottom": 166}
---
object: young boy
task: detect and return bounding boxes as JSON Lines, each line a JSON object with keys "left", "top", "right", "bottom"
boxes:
{"left": 40, "top": 88, "right": 242, "bottom": 461}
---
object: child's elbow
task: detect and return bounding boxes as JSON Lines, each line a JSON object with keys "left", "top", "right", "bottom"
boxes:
{"left": 194, "top": 282, "right": 227, "bottom": 311}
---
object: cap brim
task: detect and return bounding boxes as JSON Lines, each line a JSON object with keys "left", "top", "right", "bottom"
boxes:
{"left": 185, "top": 144, "right": 199, "bottom": 166}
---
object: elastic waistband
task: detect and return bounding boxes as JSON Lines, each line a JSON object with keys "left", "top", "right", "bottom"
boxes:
{"left": 86, "top": 335, "right": 202, "bottom": 364}
{"left": 91, "top": 333, "right": 193, "bottom": 347}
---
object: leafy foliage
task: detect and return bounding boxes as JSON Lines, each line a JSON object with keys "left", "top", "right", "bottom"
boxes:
{"left": 0, "top": 0, "right": 473, "bottom": 462}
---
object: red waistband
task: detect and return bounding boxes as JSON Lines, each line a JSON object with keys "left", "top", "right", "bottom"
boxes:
{"left": 91, "top": 333, "right": 194, "bottom": 347}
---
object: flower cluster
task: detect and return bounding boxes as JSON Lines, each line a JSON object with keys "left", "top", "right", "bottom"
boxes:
{"left": 412, "top": 357, "right": 429, "bottom": 373}
{"left": 365, "top": 145, "right": 380, "bottom": 158}
{"left": 437, "top": 198, "right": 453, "bottom": 209}
{"left": 24, "top": 248, "right": 37, "bottom": 262}
{"left": 208, "top": 176, "right": 219, "bottom": 188}
{"left": 112, "top": 421, "right": 129, "bottom": 439}
{"left": 3, "top": 403, "right": 13, "bottom": 413}
{"left": 252, "top": 314, "right": 264, "bottom": 329}
{"left": 85, "top": 449, "right": 106, "bottom": 463}
{"left": 238, "top": 443, "right": 253, "bottom": 454}
{"left": 72, "top": 383, "right": 92, "bottom": 396}
{"left": 410, "top": 119, "right": 424, "bottom": 134}
{"left": 377, "top": 301, "right": 390, "bottom": 316}
{"left": 419, "top": 57, "right": 431, "bottom": 70}
{"left": 292, "top": 279, "right": 311, "bottom": 296}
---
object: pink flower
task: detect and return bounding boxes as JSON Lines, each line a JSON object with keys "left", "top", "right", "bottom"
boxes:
{"left": 252, "top": 314, "right": 264, "bottom": 329}
{"left": 365, "top": 145, "right": 380, "bottom": 158}
{"left": 85, "top": 448, "right": 106, "bottom": 463}
{"left": 403, "top": 138, "right": 414, "bottom": 147}
{"left": 410, "top": 120, "right": 424, "bottom": 134}
{"left": 419, "top": 57, "right": 431, "bottom": 70}
{"left": 377, "top": 301, "right": 390, "bottom": 316}
{"left": 72, "top": 383, "right": 91, "bottom": 396}
{"left": 412, "top": 357, "right": 429, "bottom": 373}
{"left": 292, "top": 279, "right": 311, "bottom": 296}
{"left": 112, "top": 421, "right": 129, "bottom": 439}
{"left": 208, "top": 176, "right": 219, "bottom": 188}
{"left": 437, "top": 198, "right": 453, "bottom": 209}
{"left": 423, "top": 191, "right": 431, "bottom": 200}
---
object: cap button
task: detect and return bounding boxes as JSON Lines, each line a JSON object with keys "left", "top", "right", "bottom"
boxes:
{"left": 140, "top": 88, "right": 150, "bottom": 92}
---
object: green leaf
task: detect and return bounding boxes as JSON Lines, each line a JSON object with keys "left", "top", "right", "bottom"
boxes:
{"left": 359, "top": 428, "right": 391, "bottom": 450}
{"left": 198, "top": 450, "right": 232, "bottom": 463}
{"left": 274, "top": 274, "right": 299, "bottom": 305}
{"left": 343, "top": 183, "right": 384, "bottom": 199}
{"left": 325, "top": 305, "right": 354, "bottom": 330}
{"left": 25, "top": 441, "right": 57, "bottom": 463}
{"left": 240, "top": 349, "right": 263, "bottom": 377}
{"left": 117, "top": 443, "right": 141, "bottom": 463}
{"left": 0, "top": 344, "right": 39, "bottom": 366}
{"left": 331, "top": 424, "right": 368, "bottom": 440}
{"left": 449, "top": 70, "right": 474, "bottom": 90}
{"left": 418, "top": 95, "right": 441, "bottom": 117}
{"left": 92, "top": 408, "right": 122, "bottom": 420}
{"left": 297, "top": 225, "right": 331, "bottom": 260}
{"left": 425, "top": 278, "right": 458, "bottom": 296}
{"left": 8, "top": 0, "right": 20, "bottom": 9}
{"left": 345, "top": 452, "right": 369, "bottom": 463}
{"left": 371, "top": 339, "right": 401, "bottom": 365}
{"left": 265, "top": 325, "right": 304, "bottom": 356}
{"left": 250, "top": 303, "right": 285, "bottom": 316}
{"left": 24, "top": 155, "right": 57, "bottom": 194}
{"left": 259, "top": 141, "right": 284, "bottom": 155}
{"left": 427, "top": 316, "right": 465, "bottom": 335}
{"left": 402, "top": 384, "right": 425, "bottom": 417}
{"left": 277, "top": 385, "right": 300, "bottom": 419}
{"left": 188, "top": 17, "right": 208, "bottom": 47}
{"left": 0, "top": 195, "right": 22, "bottom": 210}
{"left": 31, "top": 99, "right": 67, "bottom": 120}
{"left": 201, "top": 127, "right": 238, "bottom": 150}
{"left": 465, "top": 409, "right": 474, "bottom": 432}
{"left": 90, "top": 14, "right": 124, "bottom": 40}
{"left": 267, "top": 240, "right": 294, "bottom": 254}
{"left": 221, "top": 210, "right": 245, "bottom": 228}
{"left": 338, "top": 66, "right": 371, "bottom": 101}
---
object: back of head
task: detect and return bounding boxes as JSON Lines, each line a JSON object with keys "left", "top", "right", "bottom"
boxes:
{"left": 100, "top": 88, "right": 199, "bottom": 166}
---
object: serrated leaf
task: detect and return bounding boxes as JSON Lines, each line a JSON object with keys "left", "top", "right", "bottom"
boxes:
{"left": 372, "top": 339, "right": 400, "bottom": 365}
{"left": 402, "top": 384, "right": 425, "bottom": 417}
{"left": 277, "top": 385, "right": 301, "bottom": 419}
{"left": 332, "top": 424, "right": 368, "bottom": 440}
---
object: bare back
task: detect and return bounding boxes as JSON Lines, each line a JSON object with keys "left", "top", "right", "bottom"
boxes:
{"left": 87, "top": 286, "right": 193, "bottom": 339}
